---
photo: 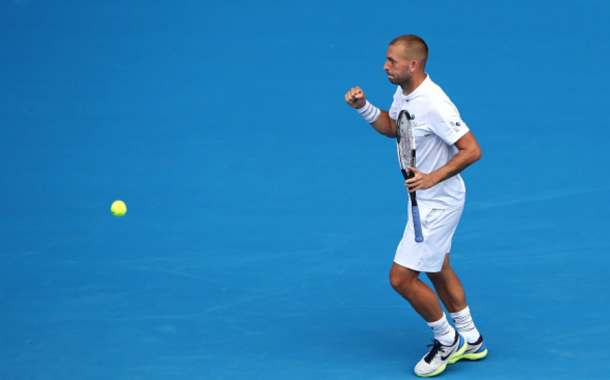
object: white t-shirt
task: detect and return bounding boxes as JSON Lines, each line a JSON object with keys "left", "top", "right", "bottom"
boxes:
{"left": 389, "top": 75, "right": 470, "bottom": 209}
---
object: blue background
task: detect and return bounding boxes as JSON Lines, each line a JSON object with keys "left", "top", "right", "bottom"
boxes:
{"left": 1, "top": 0, "right": 609, "bottom": 378}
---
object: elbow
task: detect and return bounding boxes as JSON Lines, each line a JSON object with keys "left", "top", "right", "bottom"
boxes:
{"left": 464, "top": 146, "right": 481, "bottom": 164}
{"left": 473, "top": 147, "right": 482, "bottom": 162}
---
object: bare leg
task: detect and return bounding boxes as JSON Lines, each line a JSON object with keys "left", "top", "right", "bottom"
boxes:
{"left": 389, "top": 262, "right": 444, "bottom": 322}
{"left": 426, "top": 254, "right": 467, "bottom": 314}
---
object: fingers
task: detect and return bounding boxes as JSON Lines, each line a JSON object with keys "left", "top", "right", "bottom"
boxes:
{"left": 404, "top": 168, "right": 419, "bottom": 185}
{"left": 405, "top": 177, "right": 421, "bottom": 192}
{"left": 345, "top": 87, "right": 363, "bottom": 104}
{"left": 405, "top": 167, "right": 425, "bottom": 192}
{"left": 407, "top": 166, "right": 420, "bottom": 174}
{"left": 345, "top": 86, "right": 366, "bottom": 108}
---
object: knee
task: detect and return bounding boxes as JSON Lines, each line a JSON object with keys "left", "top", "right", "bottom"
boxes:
{"left": 389, "top": 270, "right": 403, "bottom": 290}
{"left": 389, "top": 269, "right": 415, "bottom": 295}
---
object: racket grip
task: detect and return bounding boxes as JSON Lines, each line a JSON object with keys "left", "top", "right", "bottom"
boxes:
{"left": 411, "top": 206, "right": 424, "bottom": 243}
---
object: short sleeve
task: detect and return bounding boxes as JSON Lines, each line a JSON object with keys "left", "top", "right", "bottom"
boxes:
{"left": 429, "top": 101, "right": 470, "bottom": 145}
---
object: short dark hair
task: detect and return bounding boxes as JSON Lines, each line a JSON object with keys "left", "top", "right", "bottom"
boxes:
{"left": 389, "top": 35, "right": 428, "bottom": 70}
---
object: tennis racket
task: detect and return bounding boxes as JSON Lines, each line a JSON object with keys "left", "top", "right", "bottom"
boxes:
{"left": 396, "top": 109, "right": 424, "bottom": 243}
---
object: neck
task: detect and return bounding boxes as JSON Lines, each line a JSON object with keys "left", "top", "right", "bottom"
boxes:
{"left": 401, "top": 72, "right": 427, "bottom": 95}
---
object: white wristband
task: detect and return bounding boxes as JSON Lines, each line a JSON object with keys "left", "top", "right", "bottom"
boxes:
{"left": 356, "top": 100, "right": 381, "bottom": 124}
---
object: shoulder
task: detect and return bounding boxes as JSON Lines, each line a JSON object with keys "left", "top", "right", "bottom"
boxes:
{"left": 431, "top": 99, "right": 460, "bottom": 119}
{"left": 423, "top": 81, "right": 459, "bottom": 119}
{"left": 425, "top": 79, "right": 453, "bottom": 104}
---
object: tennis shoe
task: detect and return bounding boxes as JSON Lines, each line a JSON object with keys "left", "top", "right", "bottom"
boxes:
{"left": 414, "top": 332, "right": 467, "bottom": 377}
{"left": 448, "top": 334, "right": 487, "bottom": 364}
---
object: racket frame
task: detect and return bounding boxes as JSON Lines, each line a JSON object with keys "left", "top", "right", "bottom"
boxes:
{"left": 396, "top": 110, "right": 424, "bottom": 243}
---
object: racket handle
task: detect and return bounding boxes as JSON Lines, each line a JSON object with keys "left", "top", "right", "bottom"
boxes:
{"left": 411, "top": 205, "right": 424, "bottom": 243}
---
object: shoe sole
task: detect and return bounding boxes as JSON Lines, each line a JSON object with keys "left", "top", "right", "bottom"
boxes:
{"left": 415, "top": 341, "right": 469, "bottom": 378}
{"left": 448, "top": 348, "right": 488, "bottom": 364}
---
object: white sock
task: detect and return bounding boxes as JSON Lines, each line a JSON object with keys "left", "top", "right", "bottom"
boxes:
{"left": 450, "top": 306, "right": 480, "bottom": 344}
{"left": 427, "top": 313, "right": 456, "bottom": 346}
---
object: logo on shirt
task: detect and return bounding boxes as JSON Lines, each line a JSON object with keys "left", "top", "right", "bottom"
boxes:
{"left": 449, "top": 121, "right": 463, "bottom": 132}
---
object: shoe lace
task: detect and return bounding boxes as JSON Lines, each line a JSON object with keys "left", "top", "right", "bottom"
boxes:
{"left": 424, "top": 340, "right": 443, "bottom": 364}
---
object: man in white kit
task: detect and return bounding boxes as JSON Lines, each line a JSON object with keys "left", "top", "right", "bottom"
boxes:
{"left": 345, "top": 35, "right": 487, "bottom": 377}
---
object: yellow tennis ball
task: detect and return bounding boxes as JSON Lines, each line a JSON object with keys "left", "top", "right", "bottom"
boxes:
{"left": 111, "top": 200, "right": 127, "bottom": 217}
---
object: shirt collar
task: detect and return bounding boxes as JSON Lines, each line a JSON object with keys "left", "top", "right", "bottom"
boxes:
{"left": 401, "top": 74, "right": 431, "bottom": 101}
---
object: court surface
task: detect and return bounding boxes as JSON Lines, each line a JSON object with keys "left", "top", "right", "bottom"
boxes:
{"left": 2, "top": 1, "right": 609, "bottom": 379}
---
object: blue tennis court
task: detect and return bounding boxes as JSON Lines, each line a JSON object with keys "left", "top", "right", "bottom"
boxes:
{"left": 2, "top": 1, "right": 609, "bottom": 378}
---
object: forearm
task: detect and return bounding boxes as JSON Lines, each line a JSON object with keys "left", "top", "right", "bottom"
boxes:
{"left": 370, "top": 110, "right": 396, "bottom": 138}
{"left": 346, "top": 88, "right": 397, "bottom": 137}
{"left": 429, "top": 142, "right": 481, "bottom": 186}
{"left": 405, "top": 131, "right": 482, "bottom": 192}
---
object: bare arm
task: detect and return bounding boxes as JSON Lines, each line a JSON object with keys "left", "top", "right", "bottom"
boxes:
{"left": 345, "top": 86, "right": 397, "bottom": 138}
{"left": 371, "top": 111, "right": 397, "bottom": 138}
{"left": 405, "top": 131, "right": 482, "bottom": 192}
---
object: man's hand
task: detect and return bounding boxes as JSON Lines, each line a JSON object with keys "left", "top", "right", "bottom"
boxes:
{"left": 345, "top": 86, "right": 396, "bottom": 138}
{"left": 345, "top": 86, "right": 367, "bottom": 109}
{"left": 405, "top": 167, "right": 437, "bottom": 193}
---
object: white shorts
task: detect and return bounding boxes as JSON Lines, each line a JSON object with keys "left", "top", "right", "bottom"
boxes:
{"left": 394, "top": 204, "right": 464, "bottom": 273}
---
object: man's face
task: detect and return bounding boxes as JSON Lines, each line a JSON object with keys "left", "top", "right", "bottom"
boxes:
{"left": 383, "top": 44, "right": 411, "bottom": 85}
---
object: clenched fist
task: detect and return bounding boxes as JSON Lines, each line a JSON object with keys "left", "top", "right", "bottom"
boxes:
{"left": 345, "top": 86, "right": 367, "bottom": 109}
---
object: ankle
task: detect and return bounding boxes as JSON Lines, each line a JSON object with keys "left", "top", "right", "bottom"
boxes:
{"left": 427, "top": 313, "right": 456, "bottom": 346}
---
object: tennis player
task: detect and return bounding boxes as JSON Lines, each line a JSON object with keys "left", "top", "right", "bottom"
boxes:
{"left": 345, "top": 35, "right": 486, "bottom": 377}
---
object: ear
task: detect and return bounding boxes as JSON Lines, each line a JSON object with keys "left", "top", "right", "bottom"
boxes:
{"left": 409, "top": 59, "right": 420, "bottom": 73}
